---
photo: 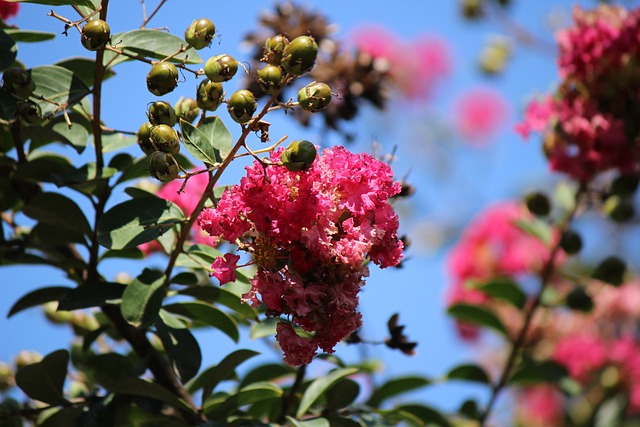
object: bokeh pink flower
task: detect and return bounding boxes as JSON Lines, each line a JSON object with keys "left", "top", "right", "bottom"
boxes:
{"left": 453, "top": 88, "right": 509, "bottom": 145}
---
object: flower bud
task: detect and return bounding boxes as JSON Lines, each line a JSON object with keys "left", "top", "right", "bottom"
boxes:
{"left": 281, "top": 35, "right": 318, "bottom": 76}
{"left": 263, "top": 34, "right": 289, "bottom": 65}
{"left": 149, "top": 124, "right": 180, "bottom": 154}
{"left": 137, "top": 122, "right": 155, "bottom": 154}
{"left": 2, "top": 67, "right": 35, "bottom": 100}
{"left": 592, "top": 256, "right": 626, "bottom": 286}
{"left": 81, "top": 19, "right": 111, "bottom": 51}
{"left": 298, "top": 82, "right": 332, "bottom": 112}
{"left": 147, "top": 100, "right": 177, "bottom": 126}
{"left": 184, "top": 18, "right": 215, "bottom": 50}
{"left": 15, "top": 100, "right": 42, "bottom": 124}
{"left": 478, "top": 37, "right": 511, "bottom": 75}
{"left": 524, "top": 191, "right": 551, "bottom": 217}
{"left": 0, "top": 362, "right": 13, "bottom": 392}
{"left": 196, "top": 79, "right": 224, "bottom": 111}
{"left": 227, "top": 89, "right": 257, "bottom": 124}
{"left": 146, "top": 62, "right": 179, "bottom": 96}
{"left": 14, "top": 351, "right": 42, "bottom": 369}
{"left": 256, "top": 65, "right": 284, "bottom": 94}
{"left": 281, "top": 140, "right": 317, "bottom": 171}
{"left": 559, "top": 229, "right": 582, "bottom": 255}
{"left": 603, "top": 195, "right": 634, "bottom": 222}
{"left": 204, "top": 54, "right": 239, "bottom": 82}
{"left": 148, "top": 151, "right": 179, "bottom": 182}
{"left": 461, "top": 0, "right": 484, "bottom": 20}
{"left": 43, "top": 301, "right": 73, "bottom": 324}
{"left": 565, "top": 286, "right": 593, "bottom": 312}
{"left": 174, "top": 96, "right": 200, "bottom": 123}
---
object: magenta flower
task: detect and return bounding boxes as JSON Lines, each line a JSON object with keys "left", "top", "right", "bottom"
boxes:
{"left": 211, "top": 253, "right": 240, "bottom": 285}
{"left": 0, "top": 0, "right": 19, "bottom": 20}
{"left": 453, "top": 87, "right": 509, "bottom": 145}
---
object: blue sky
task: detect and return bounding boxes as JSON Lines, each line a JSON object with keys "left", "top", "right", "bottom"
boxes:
{"left": 0, "top": 0, "right": 612, "bottom": 416}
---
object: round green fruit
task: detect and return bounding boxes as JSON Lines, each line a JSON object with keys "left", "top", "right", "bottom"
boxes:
{"left": 2, "top": 67, "right": 35, "bottom": 100}
{"left": 81, "top": 19, "right": 111, "bottom": 51}
{"left": 281, "top": 35, "right": 318, "bottom": 76}
{"left": 148, "top": 151, "right": 179, "bottom": 182}
{"left": 227, "top": 89, "right": 257, "bottom": 124}
{"left": 298, "top": 82, "right": 332, "bottom": 112}
{"left": 184, "top": 18, "right": 215, "bottom": 50}
{"left": 204, "top": 54, "right": 239, "bottom": 82}
{"left": 281, "top": 140, "right": 317, "bottom": 171}
{"left": 256, "top": 65, "right": 284, "bottom": 94}
{"left": 146, "top": 62, "right": 179, "bottom": 96}
{"left": 196, "top": 79, "right": 224, "bottom": 111}
{"left": 149, "top": 124, "right": 180, "bottom": 155}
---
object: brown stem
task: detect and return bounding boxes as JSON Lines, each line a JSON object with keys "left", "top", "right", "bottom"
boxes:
{"left": 478, "top": 184, "right": 585, "bottom": 426}
{"left": 278, "top": 364, "right": 307, "bottom": 423}
{"left": 104, "top": 45, "right": 201, "bottom": 76}
{"left": 9, "top": 120, "right": 25, "bottom": 164}
{"left": 140, "top": 0, "right": 167, "bottom": 28}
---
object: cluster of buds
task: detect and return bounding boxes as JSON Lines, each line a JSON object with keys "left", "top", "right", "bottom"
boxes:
{"left": 137, "top": 100, "right": 182, "bottom": 182}
{"left": 1, "top": 67, "right": 43, "bottom": 125}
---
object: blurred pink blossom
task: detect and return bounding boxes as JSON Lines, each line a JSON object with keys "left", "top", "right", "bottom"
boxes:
{"left": 453, "top": 88, "right": 509, "bottom": 145}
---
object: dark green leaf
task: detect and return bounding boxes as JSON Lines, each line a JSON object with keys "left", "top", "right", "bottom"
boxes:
{"left": 196, "top": 116, "right": 233, "bottom": 160}
{"left": 5, "top": 0, "right": 95, "bottom": 6}
{"left": 100, "top": 247, "right": 144, "bottom": 260}
{"left": 326, "top": 379, "right": 360, "bottom": 410}
{"left": 447, "top": 303, "right": 508, "bottom": 337}
{"left": 156, "top": 320, "right": 202, "bottom": 383}
{"left": 188, "top": 349, "right": 260, "bottom": 401}
{"left": 175, "top": 244, "right": 223, "bottom": 270}
{"left": 171, "top": 272, "right": 199, "bottom": 285}
{"left": 55, "top": 57, "right": 115, "bottom": 87}
{"left": 178, "top": 285, "right": 257, "bottom": 320}
{"left": 23, "top": 191, "right": 91, "bottom": 236}
{"left": 4, "top": 29, "right": 55, "bottom": 43}
{"left": 391, "top": 404, "right": 451, "bottom": 427}
{"left": 0, "top": 398, "right": 23, "bottom": 427}
{"left": 368, "top": 376, "right": 431, "bottom": 407}
{"left": 236, "top": 382, "right": 283, "bottom": 405}
{"left": 109, "top": 378, "right": 195, "bottom": 414}
{"left": 297, "top": 368, "right": 359, "bottom": 418}
{"left": 121, "top": 269, "right": 165, "bottom": 328}
{"left": 97, "top": 196, "right": 185, "bottom": 250}
{"left": 58, "top": 282, "right": 125, "bottom": 310}
{"left": 38, "top": 407, "right": 83, "bottom": 427}
{"left": 163, "top": 302, "right": 239, "bottom": 342}
{"left": 30, "top": 222, "right": 86, "bottom": 246}
{"left": 446, "top": 364, "right": 490, "bottom": 385}
{"left": 509, "top": 360, "right": 568, "bottom": 386}
{"left": 0, "top": 29, "right": 17, "bottom": 71}
{"left": 472, "top": 277, "right": 527, "bottom": 309}
{"left": 83, "top": 353, "right": 135, "bottom": 388}
{"left": 202, "top": 383, "right": 283, "bottom": 419}
{"left": 116, "top": 155, "right": 149, "bottom": 185}
{"left": 181, "top": 119, "right": 218, "bottom": 164}
{"left": 12, "top": 154, "right": 74, "bottom": 183}
{"left": 30, "top": 65, "right": 90, "bottom": 117}
{"left": 23, "top": 113, "right": 90, "bottom": 153}
{"left": 249, "top": 317, "right": 279, "bottom": 340}
{"left": 514, "top": 218, "right": 552, "bottom": 246}
{"left": 62, "top": 163, "right": 118, "bottom": 195}
{"left": 105, "top": 29, "right": 201, "bottom": 67}
{"left": 286, "top": 417, "right": 330, "bottom": 427}
{"left": 15, "top": 349, "right": 69, "bottom": 406}
{"left": 238, "top": 363, "right": 295, "bottom": 388}
{"left": 7, "top": 286, "right": 70, "bottom": 317}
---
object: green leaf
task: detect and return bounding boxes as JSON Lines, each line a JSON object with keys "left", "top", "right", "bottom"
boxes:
{"left": 196, "top": 116, "right": 233, "bottom": 161}
{"left": 100, "top": 247, "right": 144, "bottom": 260}
{"left": 180, "top": 119, "right": 218, "bottom": 164}
{"left": 203, "top": 382, "right": 283, "bottom": 419}
{"left": 30, "top": 222, "right": 86, "bottom": 246}
{"left": 178, "top": 285, "right": 257, "bottom": 320}
{"left": 30, "top": 65, "right": 90, "bottom": 117}
{"left": 55, "top": 57, "right": 115, "bottom": 87}
{"left": 5, "top": 0, "right": 95, "bottom": 6}
{"left": 0, "top": 29, "right": 17, "bottom": 71}
{"left": 120, "top": 269, "right": 165, "bottom": 328}
{"left": 368, "top": 376, "right": 431, "bottom": 407}
{"left": 58, "top": 282, "right": 125, "bottom": 310}
{"left": 509, "top": 360, "right": 568, "bottom": 386}
{"left": 23, "top": 113, "right": 90, "bottom": 153}
{"left": 163, "top": 302, "right": 239, "bottom": 342}
{"left": 97, "top": 196, "right": 185, "bottom": 250}
{"left": 12, "top": 154, "right": 74, "bottom": 183}
{"left": 249, "top": 317, "right": 279, "bottom": 340}
{"left": 104, "top": 29, "right": 201, "bottom": 68}
{"left": 83, "top": 353, "right": 135, "bottom": 388}
{"left": 101, "top": 130, "right": 137, "bottom": 153}
{"left": 0, "top": 398, "right": 23, "bottom": 427}
{"left": 326, "top": 379, "right": 360, "bottom": 410}
{"left": 471, "top": 277, "right": 527, "bottom": 309}
{"left": 446, "top": 364, "right": 490, "bottom": 384}
{"left": 297, "top": 368, "right": 359, "bottom": 418}
{"left": 15, "top": 349, "right": 70, "bottom": 406}
{"left": 238, "top": 363, "right": 295, "bottom": 388}
{"left": 447, "top": 303, "right": 508, "bottom": 337}
{"left": 175, "top": 244, "right": 223, "bottom": 270}
{"left": 23, "top": 192, "right": 91, "bottom": 236}
{"left": 156, "top": 320, "right": 202, "bottom": 383}
{"left": 188, "top": 349, "right": 260, "bottom": 401}
{"left": 4, "top": 29, "right": 55, "bottom": 43}
{"left": 391, "top": 404, "right": 451, "bottom": 427}
{"left": 286, "top": 417, "right": 330, "bottom": 427}
{"left": 514, "top": 217, "right": 552, "bottom": 246}
{"left": 109, "top": 378, "right": 195, "bottom": 415}
{"left": 7, "top": 286, "right": 70, "bottom": 317}
{"left": 171, "top": 272, "right": 199, "bottom": 285}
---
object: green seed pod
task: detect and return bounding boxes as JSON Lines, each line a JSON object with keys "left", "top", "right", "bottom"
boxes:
{"left": 281, "top": 35, "right": 318, "bottom": 76}
{"left": 146, "top": 62, "right": 179, "bottom": 96}
{"left": 15, "top": 100, "right": 42, "bottom": 124}
{"left": 524, "top": 191, "right": 551, "bottom": 217}
{"left": 81, "top": 19, "right": 111, "bottom": 51}
{"left": 227, "top": 89, "right": 257, "bottom": 124}
{"left": 14, "top": 351, "right": 42, "bottom": 369}
{"left": 592, "top": 256, "right": 626, "bottom": 286}
{"left": 559, "top": 229, "right": 583, "bottom": 255}
{"left": 43, "top": 301, "right": 73, "bottom": 324}
{"left": 137, "top": 122, "right": 155, "bottom": 154}
{"left": 603, "top": 195, "right": 634, "bottom": 223}
{"left": 263, "top": 34, "right": 289, "bottom": 65}
{"left": 565, "top": 286, "right": 594, "bottom": 312}
{"left": 298, "top": 82, "right": 332, "bottom": 112}
{"left": 147, "top": 100, "right": 177, "bottom": 126}
{"left": 256, "top": 65, "right": 284, "bottom": 94}
{"left": 196, "top": 79, "right": 224, "bottom": 111}
{"left": 204, "top": 54, "right": 239, "bottom": 82}
{"left": 148, "top": 151, "right": 179, "bottom": 182}
{"left": 174, "top": 96, "right": 200, "bottom": 123}
{"left": 149, "top": 124, "right": 180, "bottom": 155}
{"left": 462, "top": 0, "right": 484, "bottom": 20}
{"left": 281, "top": 140, "right": 317, "bottom": 171}
{"left": 2, "top": 67, "right": 35, "bottom": 100}
{"left": 184, "top": 18, "right": 215, "bottom": 50}
{"left": 0, "top": 362, "right": 13, "bottom": 392}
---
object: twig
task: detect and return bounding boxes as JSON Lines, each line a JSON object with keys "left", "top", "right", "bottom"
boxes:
{"left": 141, "top": 0, "right": 168, "bottom": 29}
{"left": 104, "top": 45, "right": 201, "bottom": 76}
{"left": 48, "top": 8, "right": 100, "bottom": 36}
{"left": 278, "top": 364, "right": 307, "bottom": 423}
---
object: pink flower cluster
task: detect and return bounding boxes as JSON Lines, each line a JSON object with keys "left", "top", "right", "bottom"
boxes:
{"left": 349, "top": 25, "right": 451, "bottom": 100}
{"left": 198, "top": 146, "right": 403, "bottom": 365}
{"left": 516, "top": 5, "right": 640, "bottom": 182}
{"left": 446, "top": 201, "right": 558, "bottom": 340}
